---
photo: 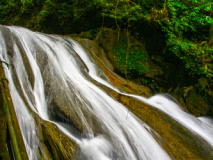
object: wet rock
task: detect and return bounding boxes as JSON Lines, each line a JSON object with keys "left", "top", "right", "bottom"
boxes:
{"left": 0, "top": 25, "right": 14, "bottom": 57}
{"left": 185, "top": 89, "right": 210, "bottom": 116}
{"left": 74, "top": 37, "right": 114, "bottom": 71}
{"left": 95, "top": 28, "right": 120, "bottom": 67}
{"left": 0, "top": 78, "right": 10, "bottom": 160}
{"left": 145, "top": 58, "right": 164, "bottom": 79}
{"left": 35, "top": 117, "right": 79, "bottom": 160}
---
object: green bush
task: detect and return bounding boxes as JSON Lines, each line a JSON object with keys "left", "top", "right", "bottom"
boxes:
{"left": 112, "top": 40, "right": 148, "bottom": 78}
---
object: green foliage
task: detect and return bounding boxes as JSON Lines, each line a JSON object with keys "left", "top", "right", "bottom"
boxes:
{"left": 141, "top": 0, "right": 213, "bottom": 79}
{"left": 0, "top": 0, "right": 20, "bottom": 24}
{"left": 141, "top": 78, "right": 159, "bottom": 90}
{"left": 93, "top": 0, "right": 143, "bottom": 29}
{"left": 93, "top": 0, "right": 213, "bottom": 80}
{"left": 112, "top": 40, "right": 148, "bottom": 78}
{"left": 166, "top": 38, "right": 213, "bottom": 77}
{"left": 20, "top": 0, "right": 34, "bottom": 12}
{"left": 0, "top": 0, "right": 101, "bottom": 33}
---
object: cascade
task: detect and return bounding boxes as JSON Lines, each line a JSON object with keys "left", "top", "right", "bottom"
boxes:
{"left": 0, "top": 25, "right": 213, "bottom": 160}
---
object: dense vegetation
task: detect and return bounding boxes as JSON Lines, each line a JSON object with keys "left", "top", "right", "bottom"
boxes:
{"left": 1, "top": 0, "right": 212, "bottom": 79}
{"left": 0, "top": 0, "right": 213, "bottom": 117}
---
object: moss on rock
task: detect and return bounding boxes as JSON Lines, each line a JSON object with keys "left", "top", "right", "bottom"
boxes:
{"left": 0, "top": 77, "right": 10, "bottom": 160}
{"left": 37, "top": 119, "right": 79, "bottom": 160}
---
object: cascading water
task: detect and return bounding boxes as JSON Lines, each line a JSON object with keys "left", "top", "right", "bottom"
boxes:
{"left": 0, "top": 25, "right": 213, "bottom": 160}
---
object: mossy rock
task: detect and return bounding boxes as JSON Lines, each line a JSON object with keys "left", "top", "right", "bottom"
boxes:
{"left": 0, "top": 85, "right": 10, "bottom": 160}
{"left": 95, "top": 28, "right": 119, "bottom": 67}
{"left": 39, "top": 120, "right": 79, "bottom": 160}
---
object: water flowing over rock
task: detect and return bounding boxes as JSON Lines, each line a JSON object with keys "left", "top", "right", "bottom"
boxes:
{"left": 0, "top": 25, "right": 213, "bottom": 160}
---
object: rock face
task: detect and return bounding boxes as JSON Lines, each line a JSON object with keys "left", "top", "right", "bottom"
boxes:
{"left": 185, "top": 89, "right": 210, "bottom": 116}
{"left": 36, "top": 118, "right": 79, "bottom": 160}
{"left": 95, "top": 28, "right": 119, "bottom": 67}
{"left": 182, "top": 78, "right": 213, "bottom": 117}
{"left": 0, "top": 70, "right": 11, "bottom": 160}
{"left": 94, "top": 28, "right": 164, "bottom": 81}
{"left": 74, "top": 37, "right": 114, "bottom": 71}
{"left": 83, "top": 27, "right": 213, "bottom": 118}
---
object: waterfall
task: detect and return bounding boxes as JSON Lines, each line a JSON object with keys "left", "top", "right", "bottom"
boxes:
{"left": 0, "top": 25, "right": 213, "bottom": 160}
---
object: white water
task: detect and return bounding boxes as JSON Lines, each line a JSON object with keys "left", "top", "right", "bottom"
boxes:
{"left": 0, "top": 26, "right": 213, "bottom": 160}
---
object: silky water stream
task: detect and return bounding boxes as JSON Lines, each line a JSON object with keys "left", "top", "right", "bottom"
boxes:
{"left": 0, "top": 25, "right": 213, "bottom": 160}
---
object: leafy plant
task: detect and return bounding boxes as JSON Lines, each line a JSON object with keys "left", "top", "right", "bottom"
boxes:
{"left": 93, "top": 0, "right": 143, "bottom": 27}
{"left": 112, "top": 40, "right": 149, "bottom": 78}
{"left": 144, "top": 0, "right": 213, "bottom": 79}
{"left": 141, "top": 78, "right": 159, "bottom": 90}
